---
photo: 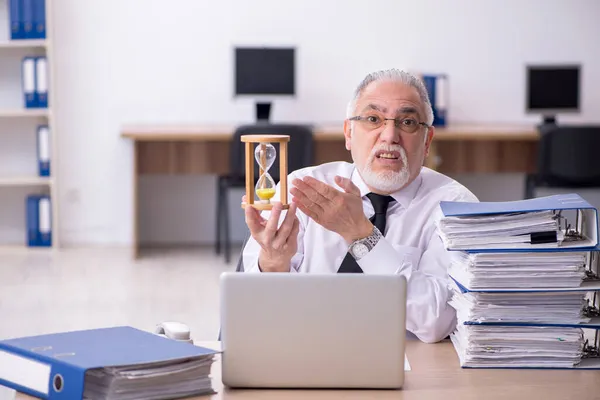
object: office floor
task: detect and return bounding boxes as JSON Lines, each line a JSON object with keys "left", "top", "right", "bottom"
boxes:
{"left": 0, "top": 246, "right": 240, "bottom": 342}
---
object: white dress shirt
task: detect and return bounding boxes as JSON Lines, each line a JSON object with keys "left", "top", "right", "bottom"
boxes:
{"left": 241, "top": 161, "right": 478, "bottom": 343}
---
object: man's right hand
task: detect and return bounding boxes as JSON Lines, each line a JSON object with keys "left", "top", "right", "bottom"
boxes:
{"left": 244, "top": 195, "right": 300, "bottom": 272}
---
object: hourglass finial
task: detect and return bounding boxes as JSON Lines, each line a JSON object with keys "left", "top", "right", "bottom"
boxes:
{"left": 240, "top": 134, "right": 291, "bottom": 211}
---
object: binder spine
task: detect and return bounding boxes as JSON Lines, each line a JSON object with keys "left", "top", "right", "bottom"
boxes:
{"left": 22, "top": 57, "right": 37, "bottom": 108}
{"left": 421, "top": 74, "right": 448, "bottom": 127}
{"left": 37, "top": 125, "right": 51, "bottom": 177}
{"left": 32, "top": 0, "right": 46, "bottom": 39}
{"left": 22, "top": 0, "right": 34, "bottom": 39}
{"left": 0, "top": 345, "right": 85, "bottom": 399}
{"left": 26, "top": 195, "right": 40, "bottom": 246}
{"left": 9, "top": 0, "right": 24, "bottom": 39}
{"left": 39, "top": 195, "right": 52, "bottom": 246}
{"left": 35, "top": 56, "right": 48, "bottom": 108}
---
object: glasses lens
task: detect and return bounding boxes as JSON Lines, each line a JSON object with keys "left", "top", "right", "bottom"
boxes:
{"left": 358, "top": 115, "right": 383, "bottom": 130}
{"left": 396, "top": 118, "right": 420, "bottom": 134}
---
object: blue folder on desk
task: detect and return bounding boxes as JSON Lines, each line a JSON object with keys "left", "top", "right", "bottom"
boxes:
{"left": 450, "top": 276, "right": 600, "bottom": 329}
{"left": 439, "top": 193, "right": 599, "bottom": 252}
{"left": 0, "top": 326, "right": 218, "bottom": 399}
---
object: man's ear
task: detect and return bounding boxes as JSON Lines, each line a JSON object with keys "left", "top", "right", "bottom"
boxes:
{"left": 343, "top": 120, "right": 352, "bottom": 151}
{"left": 424, "top": 126, "right": 435, "bottom": 157}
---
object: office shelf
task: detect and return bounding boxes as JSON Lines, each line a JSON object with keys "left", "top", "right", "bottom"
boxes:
{"left": 0, "top": 176, "right": 52, "bottom": 187}
{"left": 0, "top": 0, "right": 58, "bottom": 250}
{"left": 0, "top": 244, "right": 54, "bottom": 253}
{"left": 0, "top": 109, "right": 50, "bottom": 118}
{"left": 0, "top": 39, "right": 48, "bottom": 49}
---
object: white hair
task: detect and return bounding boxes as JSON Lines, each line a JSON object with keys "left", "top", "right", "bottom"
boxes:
{"left": 346, "top": 69, "right": 434, "bottom": 126}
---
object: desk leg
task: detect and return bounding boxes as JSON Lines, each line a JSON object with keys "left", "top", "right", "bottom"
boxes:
{"left": 133, "top": 141, "right": 139, "bottom": 259}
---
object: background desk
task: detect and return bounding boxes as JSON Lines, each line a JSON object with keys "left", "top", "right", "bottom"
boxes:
{"left": 15, "top": 339, "right": 600, "bottom": 400}
{"left": 121, "top": 124, "right": 539, "bottom": 257}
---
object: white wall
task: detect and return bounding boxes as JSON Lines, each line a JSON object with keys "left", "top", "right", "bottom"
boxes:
{"left": 48, "top": 0, "right": 600, "bottom": 246}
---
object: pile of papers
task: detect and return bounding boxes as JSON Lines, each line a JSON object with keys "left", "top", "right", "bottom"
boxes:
{"left": 449, "top": 281, "right": 590, "bottom": 325}
{"left": 84, "top": 356, "right": 216, "bottom": 400}
{"left": 449, "top": 252, "right": 588, "bottom": 289}
{"left": 438, "top": 210, "right": 564, "bottom": 250}
{"left": 439, "top": 194, "right": 600, "bottom": 369}
{"left": 450, "top": 324, "right": 585, "bottom": 368}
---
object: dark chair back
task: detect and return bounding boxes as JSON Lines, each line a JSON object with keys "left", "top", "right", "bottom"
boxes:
{"left": 229, "top": 123, "right": 314, "bottom": 183}
{"left": 535, "top": 125, "right": 600, "bottom": 187}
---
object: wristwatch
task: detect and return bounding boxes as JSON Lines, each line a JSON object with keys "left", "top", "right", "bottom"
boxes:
{"left": 348, "top": 226, "right": 383, "bottom": 260}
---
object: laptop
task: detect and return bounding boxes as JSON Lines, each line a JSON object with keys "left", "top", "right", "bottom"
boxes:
{"left": 219, "top": 272, "right": 407, "bottom": 389}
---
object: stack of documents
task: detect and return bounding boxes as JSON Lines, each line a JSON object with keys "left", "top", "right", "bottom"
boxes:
{"left": 451, "top": 324, "right": 585, "bottom": 368}
{"left": 449, "top": 281, "right": 590, "bottom": 325}
{"left": 0, "top": 326, "right": 218, "bottom": 399}
{"left": 439, "top": 210, "right": 564, "bottom": 250}
{"left": 84, "top": 357, "right": 215, "bottom": 399}
{"left": 437, "top": 194, "right": 598, "bottom": 251}
{"left": 449, "top": 252, "right": 588, "bottom": 289}
{"left": 440, "top": 194, "right": 600, "bottom": 369}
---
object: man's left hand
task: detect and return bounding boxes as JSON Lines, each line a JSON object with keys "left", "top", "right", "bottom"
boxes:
{"left": 290, "top": 175, "right": 373, "bottom": 244}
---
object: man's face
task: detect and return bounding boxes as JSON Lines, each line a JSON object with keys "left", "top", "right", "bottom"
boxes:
{"left": 343, "top": 80, "right": 434, "bottom": 194}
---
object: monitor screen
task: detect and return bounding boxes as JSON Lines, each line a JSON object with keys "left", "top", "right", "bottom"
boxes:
{"left": 235, "top": 47, "right": 295, "bottom": 96}
{"left": 526, "top": 65, "right": 580, "bottom": 111}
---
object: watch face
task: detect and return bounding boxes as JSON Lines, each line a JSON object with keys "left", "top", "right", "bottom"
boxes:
{"left": 352, "top": 243, "right": 369, "bottom": 259}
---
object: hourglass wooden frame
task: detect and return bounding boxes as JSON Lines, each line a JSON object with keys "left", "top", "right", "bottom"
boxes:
{"left": 241, "top": 134, "right": 290, "bottom": 211}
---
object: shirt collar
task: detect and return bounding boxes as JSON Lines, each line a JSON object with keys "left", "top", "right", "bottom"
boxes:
{"left": 351, "top": 165, "right": 422, "bottom": 210}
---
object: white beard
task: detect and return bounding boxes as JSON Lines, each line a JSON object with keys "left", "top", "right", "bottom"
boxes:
{"left": 359, "top": 144, "right": 410, "bottom": 193}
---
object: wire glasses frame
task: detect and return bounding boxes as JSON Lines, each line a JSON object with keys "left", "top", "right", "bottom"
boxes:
{"left": 348, "top": 115, "right": 429, "bottom": 134}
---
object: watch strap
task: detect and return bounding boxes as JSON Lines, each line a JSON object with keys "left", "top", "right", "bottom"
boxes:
{"left": 349, "top": 226, "right": 383, "bottom": 260}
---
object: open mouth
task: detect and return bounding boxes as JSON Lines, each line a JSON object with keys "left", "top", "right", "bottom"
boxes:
{"left": 375, "top": 150, "right": 400, "bottom": 161}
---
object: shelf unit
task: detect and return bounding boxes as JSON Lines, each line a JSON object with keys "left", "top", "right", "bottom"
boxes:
{"left": 0, "top": 0, "right": 58, "bottom": 250}
{"left": 0, "top": 38, "right": 46, "bottom": 48}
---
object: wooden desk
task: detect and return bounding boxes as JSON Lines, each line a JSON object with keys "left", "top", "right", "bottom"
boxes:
{"left": 15, "top": 339, "right": 600, "bottom": 400}
{"left": 121, "top": 124, "right": 539, "bottom": 257}
{"left": 121, "top": 123, "right": 539, "bottom": 175}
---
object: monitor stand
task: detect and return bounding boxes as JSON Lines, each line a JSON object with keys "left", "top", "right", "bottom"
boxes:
{"left": 542, "top": 115, "right": 557, "bottom": 125}
{"left": 256, "top": 102, "right": 272, "bottom": 123}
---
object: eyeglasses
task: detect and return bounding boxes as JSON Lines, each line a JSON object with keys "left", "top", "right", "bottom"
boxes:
{"left": 348, "top": 114, "right": 429, "bottom": 134}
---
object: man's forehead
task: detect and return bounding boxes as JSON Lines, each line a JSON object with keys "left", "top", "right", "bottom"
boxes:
{"left": 356, "top": 81, "right": 424, "bottom": 114}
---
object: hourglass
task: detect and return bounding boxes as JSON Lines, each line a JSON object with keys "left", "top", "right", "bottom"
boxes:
{"left": 240, "top": 134, "right": 290, "bottom": 210}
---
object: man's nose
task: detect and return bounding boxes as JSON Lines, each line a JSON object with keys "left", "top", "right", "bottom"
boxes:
{"left": 380, "top": 120, "right": 401, "bottom": 144}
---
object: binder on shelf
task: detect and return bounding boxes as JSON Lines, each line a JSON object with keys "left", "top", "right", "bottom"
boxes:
{"left": 9, "top": 0, "right": 24, "bottom": 39}
{"left": 421, "top": 74, "right": 448, "bottom": 127}
{"left": 26, "top": 194, "right": 51, "bottom": 247}
{"left": 22, "top": 0, "right": 34, "bottom": 39}
{"left": 438, "top": 193, "right": 599, "bottom": 252}
{"left": 35, "top": 56, "right": 49, "bottom": 108}
{"left": 37, "top": 125, "right": 50, "bottom": 177}
{"left": 32, "top": 0, "right": 46, "bottom": 39}
{"left": 22, "top": 56, "right": 37, "bottom": 108}
{"left": 0, "top": 326, "right": 218, "bottom": 399}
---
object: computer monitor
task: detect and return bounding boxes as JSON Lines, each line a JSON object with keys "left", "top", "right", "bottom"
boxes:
{"left": 234, "top": 47, "right": 295, "bottom": 122}
{"left": 526, "top": 64, "right": 581, "bottom": 125}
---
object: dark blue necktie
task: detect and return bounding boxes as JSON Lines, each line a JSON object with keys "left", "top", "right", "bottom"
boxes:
{"left": 337, "top": 193, "right": 395, "bottom": 273}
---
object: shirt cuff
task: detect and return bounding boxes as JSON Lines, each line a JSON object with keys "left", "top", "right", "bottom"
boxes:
{"left": 246, "top": 261, "right": 299, "bottom": 273}
{"left": 356, "top": 237, "right": 413, "bottom": 276}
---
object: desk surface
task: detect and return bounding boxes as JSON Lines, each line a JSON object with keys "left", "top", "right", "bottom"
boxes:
{"left": 121, "top": 123, "right": 539, "bottom": 142}
{"left": 15, "top": 339, "right": 600, "bottom": 400}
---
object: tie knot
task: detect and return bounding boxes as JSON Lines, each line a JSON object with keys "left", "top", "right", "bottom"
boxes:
{"left": 366, "top": 193, "right": 395, "bottom": 215}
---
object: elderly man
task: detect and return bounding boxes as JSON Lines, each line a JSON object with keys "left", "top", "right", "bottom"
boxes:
{"left": 240, "top": 68, "right": 478, "bottom": 343}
